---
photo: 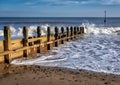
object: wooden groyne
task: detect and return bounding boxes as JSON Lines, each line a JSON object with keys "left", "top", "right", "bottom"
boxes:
{"left": 0, "top": 26, "right": 84, "bottom": 64}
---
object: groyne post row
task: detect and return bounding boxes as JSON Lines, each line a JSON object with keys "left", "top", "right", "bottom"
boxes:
{"left": 0, "top": 26, "right": 84, "bottom": 64}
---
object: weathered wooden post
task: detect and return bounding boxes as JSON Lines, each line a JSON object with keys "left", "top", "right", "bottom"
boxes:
{"left": 37, "top": 26, "right": 42, "bottom": 53}
{"left": 70, "top": 26, "right": 73, "bottom": 40}
{"left": 47, "top": 27, "right": 51, "bottom": 50}
{"left": 77, "top": 27, "right": 80, "bottom": 37}
{"left": 37, "top": 26, "right": 42, "bottom": 37}
{"left": 77, "top": 27, "right": 79, "bottom": 34}
{"left": 61, "top": 27, "right": 64, "bottom": 44}
{"left": 55, "top": 26, "right": 59, "bottom": 47}
{"left": 82, "top": 27, "right": 84, "bottom": 33}
{"left": 74, "top": 26, "right": 77, "bottom": 38}
{"left": 66, "top": 27, "right": 69, "bottom": 41}
{"left": 23, "top": 26, "right": 29, "bottom": 57}
{"left": 79, "top": 27, "right": 81, "bottom": 34}
{"left": 4, "top": 26, "right": 11, "bottom": 63}
{"left": 28, "top": 37, "right": 33, "bottom": 46}
{"left": 80, "top": 27, "right": 82, "bottom": 34}
{"left": 80, "top": 27, "right": 84, "bottom": 34}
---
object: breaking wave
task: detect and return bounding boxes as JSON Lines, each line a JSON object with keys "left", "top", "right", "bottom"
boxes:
{"left": 81, "top": 23, "right": 120, "bottom": 35}
{"left": 0, "top": 23, "right": 120, "bottom": 40}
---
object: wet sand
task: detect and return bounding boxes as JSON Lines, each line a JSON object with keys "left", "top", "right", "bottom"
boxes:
{"left": 0, "top": 64, "right": 120, "bottom": 85}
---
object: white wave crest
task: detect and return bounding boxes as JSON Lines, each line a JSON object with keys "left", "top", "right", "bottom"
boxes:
{"left": 0, "top": 24, "right": 51, "bottom": 38}
{"left": 0, "top": 23, "right": 120, "bottom": 39}
{"left": 81, "top": 23, "right": 120, "bottom": 35}
{"left": 0, "top": 30, "right": 3, "bottom": 36}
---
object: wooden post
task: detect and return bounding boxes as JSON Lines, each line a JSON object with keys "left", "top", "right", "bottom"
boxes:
{"left": 37, "top": 26, "right": 42, "bottom": 53}
{"left": 82, "top": 27, "right": 84, "bottom": 33}
{"left": 55, "top": 26, "right": 59, "bottom": 47}
{"left": 4, "top": 26, "right": 11, "bottom": 63}
{"left": 61, "top": 27, "right": 64, "bottom": 44}
{"left": 37, "top": 26, "right": 42, "bottom": 37}
{"left": 77, "top": 27, "right": 79, "bottom": 34}
{"left": 79, "top": 27, "right": 81, "bottom": 34}
{"left": 23, "top": 26, "right": 29, "bottom": 57}
{"left": 33, "top": 36, "right": 37, "bottom": 58}
{"left": 47, "top": 27, "right": 51, "bottom": 50}
{"left": 80, "top": 27, "right": 84, "bottom": 34}
{"left": 80, "top": 27, "right": 82, "bottom": 34}
{"left": 74, "top": 26, "right": 77, "bottom": 38}
{"left": 28, "top": 37, "right": 33, "bottom": 46}
{"left": 66, "top": 27, "right": 69, "bottom": 41}
{"left": 77, "top": 27, "right": 80, "bottom": 37}
{"left": 70, "top": 26, "right": 73, "bottom": 40}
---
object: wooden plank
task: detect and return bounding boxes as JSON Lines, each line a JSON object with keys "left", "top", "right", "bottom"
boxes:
{"left": 11, "top": 51, "right": 23, "bottom": 59}
{"left": 11, "top": 39, "right": 23, "bottom": 43}
{"left": 0, "top": 41, "right": 4, "bottom": 52}
{"left": 41, "top": 36, "right": 47, "bottom": 43}
{"left": 46, "top": 41, "right": 54, "bottom": 44}
{"left": 28, "top": 37, "right": 42, "bottom": 42}
{"left": 15, "top": 44, "right": 40, "bottom": 52}
{"left": 50, "top": 35, "right": 55, "bottom": 41}
{"left": 0, "top": 56, "right": 4, "bottom": 63}
{"left": 0, "top": 51, "right": 14, "bottom": 56}
{"left": 0, "top": 40, "right": 4, "bottom": 63}
{"left": 11, "top": 39, "right": 23, "bottom": 50}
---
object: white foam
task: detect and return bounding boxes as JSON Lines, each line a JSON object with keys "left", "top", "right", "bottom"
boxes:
{"left": 81, "top": 23, "right": 120, "bottom": 35}
{"left": 0, "top": 24, "right": 51, "bottom": 39}
{"left": 11, "top": 32, "right": 120, "bottom": 75}
{"left": 0, "top": 30, "right": 3, "bottom": 36}
{"left": 0, "top": 23, "right": 120, "bottom": 39}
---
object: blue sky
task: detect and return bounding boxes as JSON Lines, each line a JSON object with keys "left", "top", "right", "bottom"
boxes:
{"left": 0, "top": 0, "right": 120, "bottom": 17}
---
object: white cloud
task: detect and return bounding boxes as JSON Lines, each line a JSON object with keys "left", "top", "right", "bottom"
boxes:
{"left": 24, "top": 0, "right": 120, "bottom": 6}
{"left": 102, "top": 0, "right": 120, "bottom": 5}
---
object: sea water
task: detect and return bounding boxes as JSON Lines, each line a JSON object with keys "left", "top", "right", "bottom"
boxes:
{"left": 0, "top": 17, "right": 120, "bottom": 75}
{"left": 0, "top": 17, "right": 120, "bottom": 39}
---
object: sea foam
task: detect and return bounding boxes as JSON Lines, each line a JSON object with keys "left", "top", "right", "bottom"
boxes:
{"left": 11, "top": 23, "right": 120, "bottom": 75}
{"left": 0, "top": 23, "right": 120, "bottom": 39}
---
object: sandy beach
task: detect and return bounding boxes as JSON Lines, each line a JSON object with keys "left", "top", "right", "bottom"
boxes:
{"left": 0, "top": 64, "right": 120, "bottom": 85}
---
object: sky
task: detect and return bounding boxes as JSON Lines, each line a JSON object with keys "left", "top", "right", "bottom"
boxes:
{"left": 0, "top": 0, "right": 120, "bottom": 17}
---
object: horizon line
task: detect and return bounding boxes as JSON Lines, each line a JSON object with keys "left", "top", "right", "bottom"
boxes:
{"left": 0, "top": 17, "right": 120, "bottom": 18}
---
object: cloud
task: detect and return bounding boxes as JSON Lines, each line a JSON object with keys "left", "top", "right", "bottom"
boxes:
{"left": 24, "top": 0, "right": 120, "bottom": 6}
{"left": 102, "top": 0, "right": 120, "bottom": 5}
{"left": 79, "top": 0, "right": 120, "bottom": 5}
{"left": 24, "top": 0, "right": 80, "bottom": 6}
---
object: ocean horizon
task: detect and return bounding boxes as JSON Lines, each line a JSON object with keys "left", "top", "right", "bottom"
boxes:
{"left": 0, "top": 17, "right": 120, "bottom": 27}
